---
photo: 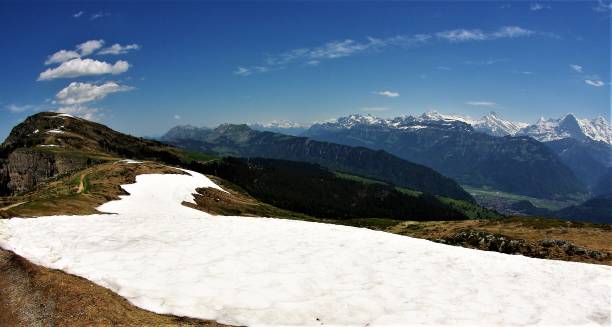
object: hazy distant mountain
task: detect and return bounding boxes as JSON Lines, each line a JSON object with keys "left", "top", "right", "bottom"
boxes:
{"left": 163, "top": 125, "right": 211, "bottom": 140}
{"left": 555, "top": 194, "right": 612, "bottom": 224}
{"left": 248, "top": 121, "right": 308, "bottom": 136}
{"left": 161, "top": 124, "right": 475, "bottom": 202}
{"left": 544, "top": 138, "right": 612, "bottom": 190}
{"left": 303, "top": 113, "right": 586, "bottom": 199}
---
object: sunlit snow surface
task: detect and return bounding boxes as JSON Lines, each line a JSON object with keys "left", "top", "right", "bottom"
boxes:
{"left": 1, "top": 168, "right": 611, "bottom": 326}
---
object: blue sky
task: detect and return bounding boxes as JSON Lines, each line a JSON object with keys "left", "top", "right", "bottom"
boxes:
{"left": 0, "top": 1, "right": 610, "bottom": 139}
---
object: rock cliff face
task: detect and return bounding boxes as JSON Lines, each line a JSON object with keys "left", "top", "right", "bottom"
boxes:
{"left": 0, "top": 160, "right": 9, "bottom": 196}
{"left": 5, "top": 149, "right": 89, "bottom": 195}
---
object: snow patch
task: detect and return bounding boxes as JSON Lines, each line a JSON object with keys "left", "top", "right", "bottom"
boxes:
{"left": 56, "top": 113, "right": 76, "bottom": 118}
{"left": 117, "top": 159, "right": 144, "bottom": 164}
{"left": 0, "top": 169, "right": 610, "bottom": 326}
{"left": 46, "top": 129, "right": 64, "bottom": 134}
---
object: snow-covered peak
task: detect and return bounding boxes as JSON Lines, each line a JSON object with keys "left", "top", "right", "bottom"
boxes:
{"left": 417, "top": 111, "right": 476, "bottom": 124}
{"left": 335, "top": 114, "right": 387, "bottom": 128}
{"left": 577, "top": 116, "right": 612, "bottom": 144}
{"left": 250, "top": 120, "right": 308, "bottom": 129}
{"left": 308, "top": 112, "right": 611, "bottom": 144}
{"left": 519, "top": 113, "right": 612, "bottom": 144}
{"left": 473, "top": 112, "right": 528, "bottom": 137}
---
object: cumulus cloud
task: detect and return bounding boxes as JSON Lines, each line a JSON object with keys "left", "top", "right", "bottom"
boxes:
{"left": 73, "top": 11, "right": 84, "bottom": 18}
{"left": 55, "top": 82, "right": 133, "bottom": 105}
{"left": 56, "top": 105, "right": 102, "bottom": 120}
{"left": 44, "top": 49, "right": 81, "bottom": 65}
{"left": 584, "top": 79, "right": 605, "bottom": 87}
{"left": 77, "top": 39, "right": 105, "bottom": 56}
{"left": 44, "top": 39, "right": 105, "bottom": 65}
{"left": 569, "top": 64, "right": 583, "bottom": 73}
{"left": 38, "top": 58, "right": 129, "bottom": 81}
{"left": 466, "top": 101, "right": 497, "bottom": 107}
{"left": 374, "top": 91, "right": 400, "bottom": 98}
{"left": 99, "top": 43, "right": 141, "bottom": 55}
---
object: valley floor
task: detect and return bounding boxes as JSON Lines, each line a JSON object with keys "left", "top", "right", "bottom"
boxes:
{"left": 0, "top": 166, "right": 610, "bottom": 326}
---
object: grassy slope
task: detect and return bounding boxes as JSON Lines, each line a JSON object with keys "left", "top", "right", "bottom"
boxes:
{"left": 335, "top": 172, "right": 502, "bottom": 220}
{"left": 463, "top": 185, "right": 585, "bottom": 211}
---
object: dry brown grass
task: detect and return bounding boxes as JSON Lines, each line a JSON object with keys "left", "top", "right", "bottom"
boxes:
{"left": 1, "top": 161, "right": 185, "bottom": 218}
{"left": 387, "top": 218, "right": 612, "bottom": 265}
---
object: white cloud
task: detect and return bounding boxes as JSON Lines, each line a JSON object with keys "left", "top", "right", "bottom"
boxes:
{"left": 45, "top": 49, "right": 81, "bottom": 65}
{"left": 77, "top": 39, "right": 105, "bottom": 56}
{"left": 237, "top": 26, "right": 537, "bottom": 75}
{"left": 55, "top": 82, "right": 133, "bottom": 105}
{"left": 570, "top": 64, "right": 583, "bottom": 73}
{"left": 584, "top": 79, "right": 605, "bottom": 87}
{"left": 234, "top": 67, "right": 252, "bottom": 76}
{"left": 437, "top": 66, "right": 452, "bottom": 71}
{"left": 466, "top": 101, "right": 497, "bottom": 107}
{"left": 530, "top": 3, "right": 551, "bottom": 11}
{"left": 437, "top": 26, "right": 533, "bottom": 42}
{"left": 374, "top": 91, "right": 400, "bottom": 98}
{"left": 38, "top": 58, "right": 129, "bottom": 81}
{"left": 491, "top": 26, "right": 534, "bottom": 38}
{"left": 437, "top": 29, "right": 487, "bottom": 42}
{"left": 99, "top": 43, "right": 141, "bottom": 55}
{"left": 56, "top": 105, "right": 102, "bottom": 121}
{"left": 361, "top": 107, "right": 390, "bottom": 112}
{"left": 90, "top": 12, "right": 109, "bottom": 20}
{"left": 594, "top": 0, "right": 612, "bottom": 12}
{"left": 5, "top": 104, "right": 34, "bottom": 113}
{"left": 173, "top": 114, "right": 181, "bottom": 120}
{"left": 73, "top": 11, "right": 84, "bottom": 18}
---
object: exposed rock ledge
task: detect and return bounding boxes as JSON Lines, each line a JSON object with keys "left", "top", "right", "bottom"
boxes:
{"left": 435, "top": 229, "right": 610, "bottom": 262}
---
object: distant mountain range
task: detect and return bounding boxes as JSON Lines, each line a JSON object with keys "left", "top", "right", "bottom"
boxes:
{"left": 248, "top": 121, "right": 308, "bottom": 136}
{"left": 161, "top": 124, "right": 475, "bottom": 202}
{"left": 302, "top": 113, "right": 588, "bottom": 200}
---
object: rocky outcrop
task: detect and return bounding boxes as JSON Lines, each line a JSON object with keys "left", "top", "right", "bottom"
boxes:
{"left": 435, "top": 229, "right": 610, "bottom": 262}
{"left": 5, "top": 149, "right": 90, "bottom": 195}
{"left": 0, "top": 160, "right": 9, "bottom": 196}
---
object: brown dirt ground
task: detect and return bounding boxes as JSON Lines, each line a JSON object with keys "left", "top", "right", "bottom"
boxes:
{"left": 0, "top": 248, "right": 231, "bottom": 327}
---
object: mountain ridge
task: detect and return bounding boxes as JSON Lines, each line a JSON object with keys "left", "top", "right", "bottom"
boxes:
{"left": 302, "top": 113, "right": 587, "bottom": 199}
{"left": 161, "top": 124, "right": 476, "bottom": 202}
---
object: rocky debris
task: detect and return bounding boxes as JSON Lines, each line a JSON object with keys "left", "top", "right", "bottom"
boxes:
{"left": 435, "top": 229, "right": 610, "bottom": 261}
{"left": 435, "top": 230, "right": 534, "bottom": 255}
{"left": 539, "top": 239, "right": 609, "bottom": 260}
